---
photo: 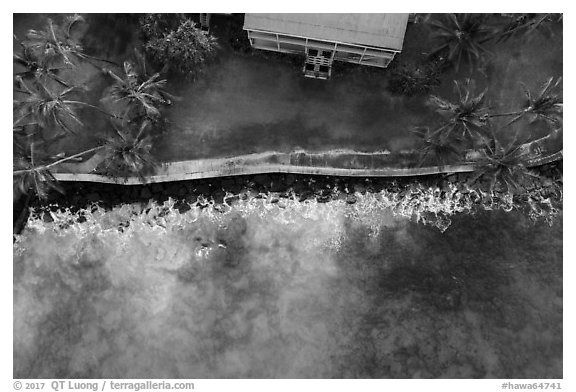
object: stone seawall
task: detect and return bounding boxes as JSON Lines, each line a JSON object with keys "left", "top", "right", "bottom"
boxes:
{"left": 25, "top": 160, "right": 563, "bottom": 234}
{"left": 52, "top": 147, "right": 563, "bottom": 185}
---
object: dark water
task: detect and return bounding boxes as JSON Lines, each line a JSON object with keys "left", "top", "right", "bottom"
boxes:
{"left": 155, "top": 53, "right": 431, "bottom": 161}
{"left": 13, "top": 197, "right": 562, "bottom": 378}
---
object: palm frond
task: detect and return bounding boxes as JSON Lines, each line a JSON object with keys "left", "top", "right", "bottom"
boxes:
{"left": 64, "top": 14, "right": 85, "bottom": 38}
{"left": 468, "top": 134, "right": 539, "bottom": 194}
{"left": 428, "top": 13, "right": 493, "bottom": 72}
{"left": 13, "top": 77, "right": 85, "bottom": 134}
{"left": 411, "top": 126, "right": 463, "bottom": 167}
{"left": 521, "top": 77, "right": 562, "bottom": 125}
{"left": 428, "top": 79, "right": 490, "bottom": 146}
{"left": 13, "top": 137, "right": 67, "bottom": 200}
{"left": 495, "top": 13, "right": 559, "bottom": 43}
{"left": 22, "top": 16, "right": 86, "bottom": 69}
{"left": 105, "top": 60, "right": 175, "bottom": 123}
{"left": 98, "top": 122, "right": 159, "bottom": 180}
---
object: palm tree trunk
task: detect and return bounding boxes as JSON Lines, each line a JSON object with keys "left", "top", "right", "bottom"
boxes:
{"left": 14, "top": 193, "right": 32, "bottom": 236}
{"left": 497, "top": 112, "right": 526, "bottom": 132}
{"left": 64, "top": 100, "right": 122, "bottom": 119}
{"left": 486, "top": 13, "right": 551, "bottom": 43}
{"left": 81, "top": 53, "right": 120, "bottom": 67}
{"left": 489, "top": 111, "right": 524, "bottom": 118}
{"left": 13, "top": 145, "right": 105, "bottom": 175}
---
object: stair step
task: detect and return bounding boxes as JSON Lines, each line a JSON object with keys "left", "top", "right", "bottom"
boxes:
{"left": 305, "top": 55, "right": 333, "bottom": 64}
{"left": 199, "top": 13, "right": 210, "bottom": 31}
{"left": 303, "top": 55, "right": 333, "bottom": 80}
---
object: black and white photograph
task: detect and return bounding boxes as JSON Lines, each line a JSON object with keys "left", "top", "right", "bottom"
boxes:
{"left": 11, "top": 8, "right": 565, "bottom": 388}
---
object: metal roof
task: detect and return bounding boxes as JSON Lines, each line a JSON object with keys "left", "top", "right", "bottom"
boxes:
{"left": 244, "top": 13, "right": 409, "bottom": 51}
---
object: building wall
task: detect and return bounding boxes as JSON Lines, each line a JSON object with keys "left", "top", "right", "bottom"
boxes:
{"left": 245, "top": 29, "right": 397, "bottom": 68}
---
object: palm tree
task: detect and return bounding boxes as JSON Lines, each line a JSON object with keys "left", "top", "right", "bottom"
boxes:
{"left": 491, "top": 77, "right": 563, "bottom": 129}
{"left": 22, "top": 15, "right": 87, "bottom": 68}
{"left": 428, "top": 13, "right": 494, "bottom": 72}
{"left": 467, "top": 135, "right": 541, "bottom": 194}
{"left": 13, "top": 135, "right": 66, "bottom": 200}
{"left": 22, "top": 14, "right": 117, "bottom": 70}
{"left": 428, "top": 79, "right": 490, "bottom": 146}
{"left": 495, "top": 13, "right": 562, "bottom": 43}
{"left": 14, "top": 77, "right": 116, "bottom": 135}
{"left": 98, "top": 121, "right": 159, "bottom": 181}
{"left": 105, "top": 60, "right": 175, "bottom": 123}
{"left": 13, "top": 137, "right": 104, "bottom": 200}
{"left": 411, "top": 126, "right": 462, "bottom": 167}
{"left": 519, "top": 77, "right": 563, "bottom": 125}
{"left": 13, "top": 49, "right": 71, "bottom": 87}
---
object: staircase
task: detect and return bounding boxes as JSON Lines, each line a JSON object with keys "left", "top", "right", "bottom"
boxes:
{"left": 303, "top": 52, "right": 333, "bottom": 80}
{"left": 199, "top": 13, "right": 211, "bottom": 32}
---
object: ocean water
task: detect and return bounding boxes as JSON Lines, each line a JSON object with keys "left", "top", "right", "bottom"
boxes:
{"left": 13, "top": 196, "right": 562, "bottom": 378}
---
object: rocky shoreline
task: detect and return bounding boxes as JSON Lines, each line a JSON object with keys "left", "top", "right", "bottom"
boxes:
{"left": 15, "top": 160, "right": 562, "bottom": 234}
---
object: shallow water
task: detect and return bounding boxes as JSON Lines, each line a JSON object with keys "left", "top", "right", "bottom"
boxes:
{"left": 13, "top": 196, "right": 562, "bottom": 378}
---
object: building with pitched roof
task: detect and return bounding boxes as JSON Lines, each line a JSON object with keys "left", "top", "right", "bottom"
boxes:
{"left": 243, "top": 13, "right": 410, "bottom": 79}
